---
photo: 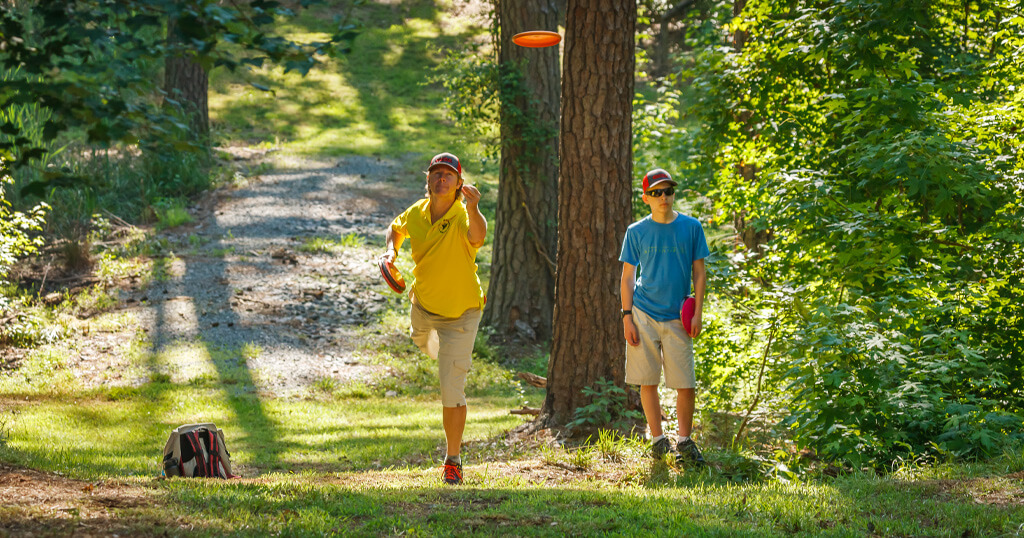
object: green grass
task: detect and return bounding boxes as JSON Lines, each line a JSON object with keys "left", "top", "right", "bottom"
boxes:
{"left": 0, "top": 388, "right": 525, "bottom": 478}
{"left": 298, "top": 232, "right": 368, "bottom": 254}
{"left": 2, "top": 307, "right": 1023, "bottom": 535}
{"left": 1, "top": 389, "right": 1021, "bottom": 537}
{"left": 208, "top": 1, "right": 491, "bottom": 159}
{"left": 150, "top": 197, "right": 194, "bottom": 231}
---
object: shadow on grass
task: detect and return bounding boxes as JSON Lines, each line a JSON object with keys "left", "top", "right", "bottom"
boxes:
{"left": 0, "top": 387, "right": 525, "bottom": 478}
{"left": 7, "top": 474, "right": 1018, "bottom": 537}
{"left": 210, "top": 0, "right": 486, "bottom": 155}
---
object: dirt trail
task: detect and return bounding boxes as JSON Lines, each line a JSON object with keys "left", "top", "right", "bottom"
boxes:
{"left": 74, "top": 153, "right": 425, "bottom": 395}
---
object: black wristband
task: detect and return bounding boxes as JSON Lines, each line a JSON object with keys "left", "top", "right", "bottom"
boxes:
{"left": 621, "top": 309, "right": 632, "bottom": 318}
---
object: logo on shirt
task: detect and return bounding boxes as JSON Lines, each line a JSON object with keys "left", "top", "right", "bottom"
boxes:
{"left": 641, "top": 245, "right": 680, "bottom": 255}
{"left": 439, "top": 219, "right": 452, "bottom": 234}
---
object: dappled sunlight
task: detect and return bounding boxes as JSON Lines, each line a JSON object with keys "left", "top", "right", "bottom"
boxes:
{"left": 207, "top": 2, "right": 480, "bottom": 157}
{"left": 295, "top": 126, "right": 386, "bottom": 155}
{"left": 139, "top": 339, "right": 210, "bottom": 382}
{"left": 0, "top": 391, "right": 527, "bottom": 478}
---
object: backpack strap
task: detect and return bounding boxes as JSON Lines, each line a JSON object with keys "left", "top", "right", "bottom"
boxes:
{"left": 184, "top": 431, "right": 208, "bottom": 477}
{"left": 208, "top": 431, "right": 219, "bottom": 477}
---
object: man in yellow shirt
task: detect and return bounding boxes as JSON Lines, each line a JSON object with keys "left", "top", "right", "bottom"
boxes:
{"left": 382, "top": 152, "right": 486, "bottom": 485}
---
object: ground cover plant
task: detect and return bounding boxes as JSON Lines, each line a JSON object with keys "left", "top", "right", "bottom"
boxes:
{"left": 1, "top": 0, "right": 1023, "bottom": 535}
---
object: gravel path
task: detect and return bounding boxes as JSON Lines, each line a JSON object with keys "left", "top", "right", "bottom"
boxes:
{"left": 75, "top": 153, "right": 427, "bottom": 395}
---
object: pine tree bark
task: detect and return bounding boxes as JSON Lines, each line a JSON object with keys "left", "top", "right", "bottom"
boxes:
{"left": 165, "top": 17, "right": 209, "bottom": 139}
{"left": 539, "top": 0, "right": 636, "bottom": 428}
{"left": 483, "top": 0, "right": 561, "bottom": 343}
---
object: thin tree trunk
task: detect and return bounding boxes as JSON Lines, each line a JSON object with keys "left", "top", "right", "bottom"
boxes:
{"left": 732, "top": 0, "right": 749, "bottom": 51}
{"left": 165, "top": 17, "right": 209, "bottom": 139}
{"left": 483, "top": 0, "right": 561, "bottom": 343}
{"left": 539, "top": 0, "right": 636, "bottom": 429}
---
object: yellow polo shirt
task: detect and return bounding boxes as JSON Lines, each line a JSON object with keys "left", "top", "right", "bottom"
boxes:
{"left": 391, "top": 198, "right": 484, "bottom": 318}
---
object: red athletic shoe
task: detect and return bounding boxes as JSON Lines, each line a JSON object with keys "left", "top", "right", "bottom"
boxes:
{"left": 443, "top": 459, "right": 463, "bottom": 485}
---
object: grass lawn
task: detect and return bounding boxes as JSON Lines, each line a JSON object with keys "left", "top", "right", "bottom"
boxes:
{"left": 209, "top": 0, "right": 492, "bottom": 161}
{"left": 1, "top": 384, "right": 1022, "bottom": 537}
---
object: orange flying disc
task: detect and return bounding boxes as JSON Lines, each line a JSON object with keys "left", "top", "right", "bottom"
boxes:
{"left": 512, "top": 31, "right": 561, "bottom": 48}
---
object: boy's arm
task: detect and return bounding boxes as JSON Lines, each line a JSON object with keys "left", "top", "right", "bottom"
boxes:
{"left": 691, "top": 258, "right": 706, "bottom": 338}
{"left": 621, "top": 263, "right": 640, "bottom": 346}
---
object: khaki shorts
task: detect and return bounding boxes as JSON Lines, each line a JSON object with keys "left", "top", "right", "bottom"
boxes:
{"left": 625, "top": 307, "right": 695, "bottom": 389}
{"left": 410, "top": 301, "right": 482, "bottom": 407}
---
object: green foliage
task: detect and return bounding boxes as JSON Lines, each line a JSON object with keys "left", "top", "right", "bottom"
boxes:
{"left": 428, "top": 50, "right": 501, "bottom": 158}
{"left": 0, "top": 0, "right": 360, "bottom": 190}
{"left": 153, "top": 198, "right": 193, "bottom": 230}
{"left": 567, "top": 378, "right": 644, "bottom": 433}
{"left": 0, "top": 296, "right": 64, "bottom": 348}
{"left": 0, "top": 173, "right": 47, "bottom": 280}
{"left": 643, "top": 0, "right": 1024, "bottom": 465}
{"left": 428, "top": 45, "right": 557, "bottom": 172}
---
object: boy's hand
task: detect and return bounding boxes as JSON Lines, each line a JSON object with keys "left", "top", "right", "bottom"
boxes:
{"left": 689, "top": 311, "right": 702, "bottom": 338}
{"left": 623, "top": 317, "right": 640, "bottom": 346}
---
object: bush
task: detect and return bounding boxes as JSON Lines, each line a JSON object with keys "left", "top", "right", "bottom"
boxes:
{"left": 0, "top": 174, "right": 48, "bottom": 282}
{"left": 646, "top": 0, "right": 1024, "bottom": 466}
{"left": 567, "top": 378, "right": 644, "bottom": 434}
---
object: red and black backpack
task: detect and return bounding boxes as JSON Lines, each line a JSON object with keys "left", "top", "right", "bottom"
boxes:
{"left": 161, "top": 423, "right": 236, "bottom": 478}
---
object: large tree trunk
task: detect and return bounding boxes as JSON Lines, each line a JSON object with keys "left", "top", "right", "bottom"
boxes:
{"left": 483, "top": 0, "right": 562, "bottom": 343}
{"left": 165, "top": 17, "right": 209, "bottom": 139}
{"left": 539, "top": 0, "right": 636, "bottom": 428}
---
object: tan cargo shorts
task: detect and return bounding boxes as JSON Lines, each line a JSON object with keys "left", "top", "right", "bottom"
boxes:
{"left": 410, "top": 301, "right": 482, "bottom": 407}
{"left": 625, "top": 307, "right": 696, "bottom": 389}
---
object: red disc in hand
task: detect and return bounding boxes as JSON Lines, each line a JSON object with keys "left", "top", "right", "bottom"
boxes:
{"left": 681, "top": 296, "right": 696, "bottom": 335}
{"left": 378, "top": 258, "right": 406, "bottom": 293}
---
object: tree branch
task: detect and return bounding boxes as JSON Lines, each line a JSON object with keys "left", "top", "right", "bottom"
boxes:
{"left": 514, "top": 180, "right": 556, "bottom": 277}
{"left": 517, "top": 371, "right": 547, "bottom": 388}
{"left": 663, "top": 0, "right": 699, "bottom": 22}
{"left": 733, "top": 322, "right": 778, "bottom": 445}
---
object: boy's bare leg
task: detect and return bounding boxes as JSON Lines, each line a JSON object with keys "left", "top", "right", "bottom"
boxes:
{"left": 677, "top": 388, "right": 695, "bottom": 437}
{"left": 639, "top": 385, "right": 664, "bottom": 437}
{"left": 443, "top": 405, "right": 467, "bottom": 457}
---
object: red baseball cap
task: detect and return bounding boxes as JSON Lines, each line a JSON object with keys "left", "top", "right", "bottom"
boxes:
{"left": 642, "top": 168, "right": 677, "bottom": 192}
{"left": 428, "top": 152, "right": 462, "bottom": 177}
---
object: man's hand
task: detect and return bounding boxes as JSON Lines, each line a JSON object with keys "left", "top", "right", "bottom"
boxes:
{"left": 381, "top": 248, "right": 397, "bottom": 265}
{"left": 461, "top": 184, "right": 481, "bottom": 209}
{"left": 624, "top": 316, "right": 640, "bottom": 346}
{"left": 689, "top": 311, "right": 702, "bottom": 338}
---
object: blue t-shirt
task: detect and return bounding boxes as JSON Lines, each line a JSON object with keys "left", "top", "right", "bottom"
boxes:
{"left": 619, "top": 213, "right": 710, "bottom": 322}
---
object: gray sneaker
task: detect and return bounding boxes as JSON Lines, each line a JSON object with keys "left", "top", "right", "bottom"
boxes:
{"left": 651, "top": 437, "right": 673, "bottom": 459}
{"left": 676, "top": 438, "right": 706, "bottom": 467}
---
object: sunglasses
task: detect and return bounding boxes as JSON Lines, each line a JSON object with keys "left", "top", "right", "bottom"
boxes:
{"left": 646, "top": 187, "right": 675, "bottom": 198}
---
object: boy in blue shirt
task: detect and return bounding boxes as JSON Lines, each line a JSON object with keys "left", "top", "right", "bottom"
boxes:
{"left": 619, "top": 168, "right": 710, "bottom": 466}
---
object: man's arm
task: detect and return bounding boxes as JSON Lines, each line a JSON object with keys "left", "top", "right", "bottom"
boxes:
{"left": 383, "top": 225, "right": 404, "bottom": 264}
{"left": 462, "top": 185, "right": 487, "bottom": 248}
{"left": 621, "top": 263, "right": 640, "bottom": 346}
{"left": 690, "top": 258, "right": 706, "bottom": 338}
